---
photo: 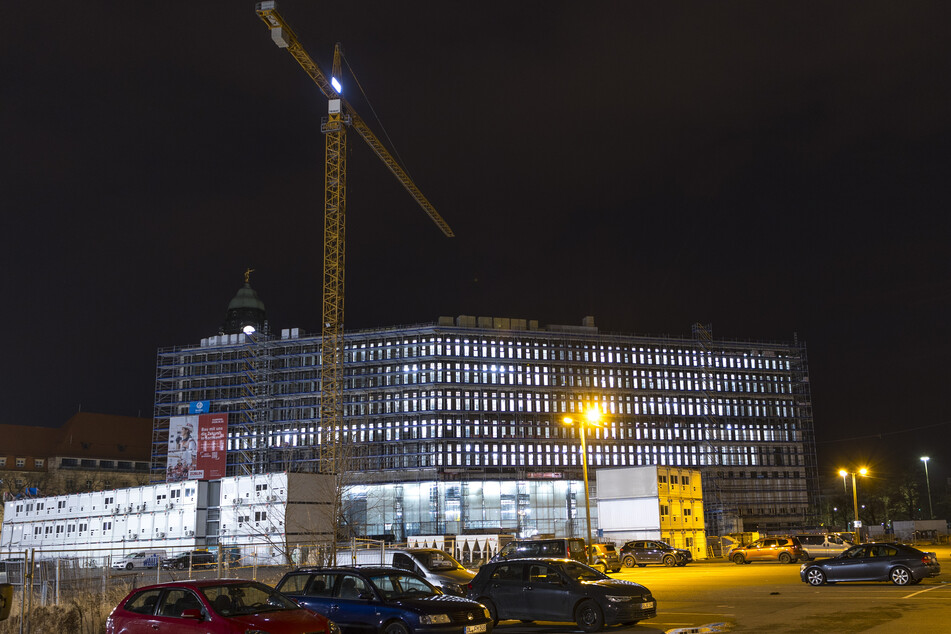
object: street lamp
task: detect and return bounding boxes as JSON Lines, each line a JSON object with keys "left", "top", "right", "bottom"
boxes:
{"left": 921, "top": 457, "right": 933, "bottom": 520}
{"left": 564, "top": 406, "right": 602, "bottom": 553}
{"left": 838, "top": 467, "right": 868, "bottom": 538}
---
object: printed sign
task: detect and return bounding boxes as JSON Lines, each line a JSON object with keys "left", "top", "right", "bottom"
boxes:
{"left": 167, "top": 413, "right": 228, "bottom": 482}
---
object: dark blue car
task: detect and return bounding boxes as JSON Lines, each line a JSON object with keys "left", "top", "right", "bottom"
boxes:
{"left": 275, "top": 566, "right": 492, "bottom": 634}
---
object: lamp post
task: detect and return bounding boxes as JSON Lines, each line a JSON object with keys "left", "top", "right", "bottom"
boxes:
{"left": 564, "top": 406, "right": 602, "bottom": 552}
{"left": 838, "top": 467, "right": 868, "bottom": 538}
{"left": 921, "top": 457, "right": 933, "bottom": 520}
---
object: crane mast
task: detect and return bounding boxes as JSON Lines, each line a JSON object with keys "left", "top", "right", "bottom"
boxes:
{"left": 254, "top": 2, "right": 453, "bottom": 478}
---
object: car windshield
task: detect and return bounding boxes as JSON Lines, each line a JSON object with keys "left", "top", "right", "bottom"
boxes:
{"left": 412, "top": 550, "right": 463, "bottom": 571}
{"left": 201, "top": 582, "right": 299, "bottom": 616}
{"left": 368, "top": 572, "right": 439, "bottom": 600}
{"left": 559, "top": 561, "right": 608, "bottom": 581}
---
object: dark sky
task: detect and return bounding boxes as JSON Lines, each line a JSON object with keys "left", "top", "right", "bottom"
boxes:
{"left": 3, "top": 2, "right": 950, "bottom": 486}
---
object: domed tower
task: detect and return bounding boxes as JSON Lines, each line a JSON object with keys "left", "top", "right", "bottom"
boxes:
{"left": 220, "top": 269, "right": 268, "bottom": 335}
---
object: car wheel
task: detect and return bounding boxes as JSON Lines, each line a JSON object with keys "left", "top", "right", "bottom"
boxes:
{"left": 575, "top": 599, "right": 604, "bottom": 633}
{"left": 622, "top": 555, "right": 636, "bottom": 568}
{"left": 125, "top": 563, "right": 133, "bottom": 570}
{"left": 382, "top": 622, "right": 410, "bottom": 634}
{"left": 175, "top": 561, "right": 185, "bottom": 570}
{"left": 805, "top": 568, "right": 826, "bottom": 586}
{"left": 779, "top": 552, "right": 792, "bottom": 564}
{"left": 890, "top": 566, "right": 912, "bottom": 586}
{"left": 663, "top": 555, "right": 676, "bottom": 567}
{"left": 732, "top": 553, "right": 746, "bottom": 565}
{"left": 480, "top": 598, "right": 499, "bottom": 626}
{"left": 594, "top": 562, "right": 607, "bottom": 573}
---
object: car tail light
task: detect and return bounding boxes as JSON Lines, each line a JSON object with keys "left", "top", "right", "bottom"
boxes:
{"left": 922, "top": 555, "right": 934, "bottom": 564}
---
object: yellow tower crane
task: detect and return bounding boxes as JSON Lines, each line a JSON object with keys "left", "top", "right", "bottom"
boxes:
{"left": 254, "top": 2, "right": 454, "bottom": 476}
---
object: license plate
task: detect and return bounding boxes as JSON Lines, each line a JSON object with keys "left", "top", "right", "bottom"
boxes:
{"left": 466, "top": 624, "right": 488, "bottom": 634}
{"left": 640, "top": 601, "right": 655, "bottom": 609}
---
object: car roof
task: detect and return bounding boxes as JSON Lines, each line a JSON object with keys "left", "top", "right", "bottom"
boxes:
{"left": 289, "top": 566, "right": 415, "bottom": 575}
{"left": 486, "top": 557, "right": 576, "bottom": 565}
{"left": 134, "top": 578, "right": 256, "bottom": 590}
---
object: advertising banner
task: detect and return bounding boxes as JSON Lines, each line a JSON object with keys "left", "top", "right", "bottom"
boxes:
{"left": 196, "top": 413, "right": 228, "bottom": 480}
{"left": 166, "top": 413, "right": 228, "bottom": 482}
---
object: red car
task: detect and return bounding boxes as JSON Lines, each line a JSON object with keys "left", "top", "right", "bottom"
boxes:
{"left": 106, "top": 578, "right": 340, "bottom": 634}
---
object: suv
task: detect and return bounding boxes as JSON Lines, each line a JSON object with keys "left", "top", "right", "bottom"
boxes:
{"left": 620, "top": 540, "right": 692, "bottom": 567}
{"left": 730, "top": 537, "right": 805, "bottom": 564}
{"left": 490, "top": 538, "right": 587, "bottom": 565}
{"left": 276, "top": 566, "right": 492, "bottom": 634}
{"left": 587, "top": 543, "right": 622, "bottom": 573}
{"left": 162, "top": 550, "right": 215, "bottom": 570}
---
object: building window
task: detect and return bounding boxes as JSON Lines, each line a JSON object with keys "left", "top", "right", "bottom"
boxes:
{"left": 0, "top": 457, "right": 6, "bottom": 467}
{"left": 34, "top": 458, "right": 45, "bottom": 468}
{"left": 16, "top": 458, "right": 25, "bottom": 467}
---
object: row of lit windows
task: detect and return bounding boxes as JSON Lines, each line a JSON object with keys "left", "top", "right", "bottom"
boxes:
{"left": 347, "top": 337, "right": 793, "bottom": 373}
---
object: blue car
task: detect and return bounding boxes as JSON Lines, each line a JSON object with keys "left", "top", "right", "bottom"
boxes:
{"left": 275, "top": 566, "right": 492, "bottom": 634}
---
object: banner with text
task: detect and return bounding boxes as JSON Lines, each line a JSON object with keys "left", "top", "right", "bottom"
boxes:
{"left": 167, "top": 413, "right": 228, "bottom": 482}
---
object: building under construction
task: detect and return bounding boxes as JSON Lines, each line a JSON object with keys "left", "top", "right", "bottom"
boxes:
{"left": 152, "top": 282, "right": 817, "bottom": 539}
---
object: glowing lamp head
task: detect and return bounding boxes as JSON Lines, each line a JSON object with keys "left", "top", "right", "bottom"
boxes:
{"left": 242, "top": 325, "right": 256, "bottom": 335}
{"left": 584, "top": 407, "right": 602, "bottom": 426}
{"left": 331, "top": 76, "right": 342, "bottom": 93}
{"left": 858, "top": 468, "right": 868, "bottom": 476}
{"left": 921, "top": 456, "right": 930, "bottom": 463}
{"left": 838, "top": 469, "right": 848, "bottom": 477}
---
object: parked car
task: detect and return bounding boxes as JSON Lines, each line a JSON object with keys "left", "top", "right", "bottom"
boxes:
{"left": 489, "top": 538, "right": 587, "bottom": 564}
{"left": 794, "top": 533, "right": 851, "bottom": 560}
{"left": 334, "top": 548, "right": 475, "bottom": 596}
{"left": 112, "top": 550, "right": 167, "bottom": 570}
{"left": 467, "top": 557, "right": 656, "bottom": 632}
{"left": 800, "top": 543, "right": 941, "bottom": 586}
{"left": 730, "top": 537, "right": 805, "bottom": 564}
{"left": 620, "top": 540, "right": 692, "bottom": 567}
{"left": 105, "top": 579, "right": 339, "bottom": 634}
{"left": 587, "top": 543, "right": 622, "bottom": 573}
{"left": 276, "top": 566, "right": 492, "bottom": 634}
{"left": 162, "top": 550, "right": 216, "bottom": 570}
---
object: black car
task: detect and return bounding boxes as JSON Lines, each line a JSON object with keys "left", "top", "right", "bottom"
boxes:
{"left": 800, "top": 542, "right": 941, "bottom": 586}
{"left": 276, "top": 566, "right": 492, "bottom": 634}
{"left": 467, "top": 558, "right": 656, "bottom": 633}
{"left": 162, "top": 550, "right": 216, "bottom": 570}
{"left": 619, "top": 540, "right": 691, "bottom": 567}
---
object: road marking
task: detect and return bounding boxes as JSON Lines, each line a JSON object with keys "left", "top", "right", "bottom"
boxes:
{"left": 903, "top": 584, "right": 950, "bottom": 599}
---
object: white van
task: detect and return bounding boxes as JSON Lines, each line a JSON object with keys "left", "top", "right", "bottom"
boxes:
{"left": 795, "top": 534, "right": 851, "bottom": 560}
{"left": 335, "top": 548, "right": 475, "bottom": 596}
{"left": 112, "top": 550, "right": 167, "bottom": 570}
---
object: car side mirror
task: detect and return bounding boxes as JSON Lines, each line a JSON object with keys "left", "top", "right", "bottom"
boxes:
{"left": 358, "top": 591, "right": 374, "bottom": 601}
{"left": 181, "top": 608, "right": 204, "bottom": 620}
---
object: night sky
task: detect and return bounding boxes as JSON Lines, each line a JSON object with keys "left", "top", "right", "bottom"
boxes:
{"left": 3, "top": 2, "right": 950, "bottom": 487}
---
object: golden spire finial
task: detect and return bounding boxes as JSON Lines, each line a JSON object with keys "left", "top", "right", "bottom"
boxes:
{"left": 244, "top": 268, "right": 255, "bottom": 284}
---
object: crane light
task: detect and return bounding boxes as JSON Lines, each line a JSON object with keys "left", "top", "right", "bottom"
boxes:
{"left": 331, "top": 77, "right": 342, "bottom": 93}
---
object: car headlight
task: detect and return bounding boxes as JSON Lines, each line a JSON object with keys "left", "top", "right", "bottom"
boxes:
{"left": 606, "top": 595, "right": 635, "bottom": 603}
{"left": 328, "top": 620, "right": 342, "bottom": 634}
{"left": 419, "top": 614, "right": 451, "bottom": 625}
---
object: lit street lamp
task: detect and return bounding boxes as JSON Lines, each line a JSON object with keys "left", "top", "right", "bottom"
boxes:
{"left": 838, "top": 467, "right": 868, "bottom": 539}
{"left": 564, "top": 406, "right": 602, "bottom": 553}
{"left": 921, "top": 457, "right": 933, "bottom": 520}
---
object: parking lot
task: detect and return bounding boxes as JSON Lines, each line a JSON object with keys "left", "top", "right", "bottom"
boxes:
{"left": 491, "top": 551, "right": 951, "bottom": 633}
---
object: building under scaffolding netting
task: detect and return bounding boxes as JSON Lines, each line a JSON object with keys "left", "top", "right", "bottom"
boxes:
{"left": 152, "top": 286, "right": 817, "bottom": 538}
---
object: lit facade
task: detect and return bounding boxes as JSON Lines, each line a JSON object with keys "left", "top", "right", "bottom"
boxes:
{"left": 153, "top": 314, "right": 818, "bottom": 537}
